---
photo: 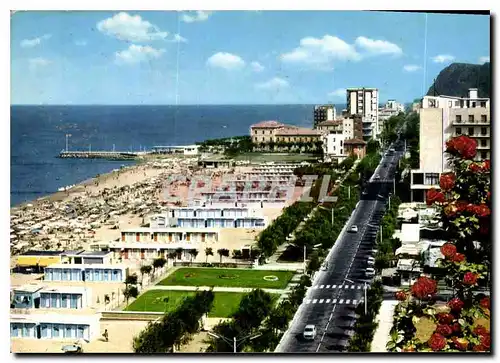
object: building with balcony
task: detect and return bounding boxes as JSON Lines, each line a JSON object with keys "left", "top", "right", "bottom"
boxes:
{"left": 250, "top": 120, "right": 287, "bottom": 144}
{"left": 274, "top": 127, "right": 323, "bottom": 143}
{"left": 44, "top": 264, "right": 128, "bottom": 283}
{"left": 346, "top": 88, "right": 379, "bottom": 140}
{"left": 121, "top": 227, "right": 219, "bottom": 243}
{"left": 10, "top": 313, "right": 100, "bottom": 340}
{"left": 11, "top": 285, "right": 92, "bottom": 310}
{"left": 410, "top": 89, "right": 490, "bottom": 202}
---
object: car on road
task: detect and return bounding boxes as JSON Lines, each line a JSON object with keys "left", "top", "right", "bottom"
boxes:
{"left": 365, "top": 268, "right": 375, "bottom": 277}
{"left": 374, "top": 175, "right": 380, "bottom": 180}
{"left": 321, "top": 262, "right": 329, "bottom": 271}
{"left": 350, "top": 225, "right": 359, "bottom": 233}
{"left": 367, "top": 257, "right": 375, "bottom": 265}
{"left": 389, "top": 148, "right": 395, "bottom": 152}
{"left": 303, "top": 325, "right": 317, "bottom": 340}
{"left": 362, "top": 190, "right": 368, "bottom": 195}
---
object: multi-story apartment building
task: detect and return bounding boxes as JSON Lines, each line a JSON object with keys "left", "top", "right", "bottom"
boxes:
{"left": 410, "top": 89, "right": 490, "bottom": 202}
{"left": 318, "top": 118, "right": 358, "bottom": 161}
{"left": 346, "top": 88, "right": 379, "bottom": 140}
{"left": 313, "top": 105, "right": 336, "bottom": 128}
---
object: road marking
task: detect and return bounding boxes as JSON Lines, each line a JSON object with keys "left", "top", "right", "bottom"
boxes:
{"left": 326, "top": 299, "right": 331, "bottom": 303}
{"left": 332, "top": 285, "right": 337, "bottom": 288}
{"left": 344, "top": 285, "right": 349, "bottom": 289}
{"left": 353, "top": 299, "right": 357, "bottom": 304}
{"left": 312, "top": 285, "right": 318, "bottom": 289}
{"left": 339, "top": 299, "right": 344, "bottom": 304}
{"left": 346, "top": 299, "right": 351, "bottom": 304}
{"left": 313, "top": 299, "right": 318, "bottom": 304}
{"left": 320, "top": 285, "right": 325, "bottom": 289}
{"left": 351, "top": 285, "right": 355, "bottom": 289}
{"left": 329, "top": 312, "right": 333, "bottom": 321}
{"left": 305, "top": 299, "right": 312, "bottom": 304}
{"left": 326, "top": 285, "right": 331, "bottom": 289}
{"left": 332, "top": 299, "right": 337, "bottom": 304}
{"left": 357, "top": 285, "right": 362, "bottom": 289}
{"left": 319, "top": 299, "right": 324, "bottom": 304}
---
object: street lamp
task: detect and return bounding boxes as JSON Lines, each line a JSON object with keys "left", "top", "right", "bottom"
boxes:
{"left": 344, "top": 278, "right": 368, "bottom": 315}
{"left": 207, "top": 332, "right": 262, "bottom": 353}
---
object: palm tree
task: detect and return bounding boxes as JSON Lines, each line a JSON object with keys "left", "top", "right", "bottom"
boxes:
{"left": 125, "top": 273, "right": 138, "bottom": 286}
{"left": 175, "top": 247, "right": 184, "bottom": 261}
{"left": 190, "top": 249, "right": 199, "bottom": 264}
{"left": 217, "top": 248, "right": 230, "bottom": 263}
{"left": 140, "top": 265, "right": 152, "bottom": 286}
{"left": 205, "top": 247, "right": 214, "bottom": 263}
{"left": 152, "top": 257, "right": 166, "bottom": 279}
{"left": 123, "top": 285, "right": 139, "bottom": 306}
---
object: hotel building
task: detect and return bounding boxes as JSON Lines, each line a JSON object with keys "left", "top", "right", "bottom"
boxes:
{"left": 346, "top": 88, "right": 379, "bottom": 140}
{"left": 410, "top": 89, "right": 490, "bottom": 202}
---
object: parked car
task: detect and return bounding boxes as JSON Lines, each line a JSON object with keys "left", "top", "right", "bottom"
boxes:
{"left": 303, "top": 325, "right": 317, "bottom": 340}
{"left": 367, "top": 257, "right": 375, "bottom": 265}
{"left": 321, "top": 262, "right": 329, "bottom": 271}
{"left": 350, "top": 225, "right": 359, "bottom": 233}
{"left": 365, "top": 268, "right": 375, "bottom": 277}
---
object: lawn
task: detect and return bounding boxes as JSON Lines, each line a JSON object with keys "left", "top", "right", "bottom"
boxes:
{"left": 157, "top": 268, "right": 294, "bottom": 289}
{"left": 125, "top": 290, "right": 277, "bottom": 317}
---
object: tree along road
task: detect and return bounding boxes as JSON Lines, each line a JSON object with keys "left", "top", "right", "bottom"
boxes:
{"left": 276, "top": 142, "right": 405, "bottom": 353}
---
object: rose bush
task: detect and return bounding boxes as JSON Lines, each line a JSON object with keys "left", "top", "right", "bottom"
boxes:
{"left": 386, "top": 135, "right": 490, "bottom": 353}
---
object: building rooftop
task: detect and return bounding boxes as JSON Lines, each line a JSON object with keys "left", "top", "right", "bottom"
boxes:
{"left": 78, "top": 251, "right": 112, "bottom": 257}
{"left": 250, "top": 120, "right": 285, "bottom": 128}
{"left": 317, "top": 120, "right": 343, "bottom": 127}
{"left": 12, "top": 284, "right": 44, "bottom": 293}
{"left": 19, "top": 250, "right": 64, "bottom": 257}
{"left": 45, "top": 263, "right": 127, "bottom": 269}
{"left": 344, "top": 138, "right": 367, "bottom": 145}
{"left": 275, "top": 127, "right": 322, "bottom": 136}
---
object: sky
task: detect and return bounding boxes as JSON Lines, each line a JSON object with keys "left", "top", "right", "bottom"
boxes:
{"left": 10, "top": 11, "right": 490, "bottom": 105}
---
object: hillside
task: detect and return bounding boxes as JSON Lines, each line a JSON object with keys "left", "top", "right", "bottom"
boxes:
{"left": 427, "top": 62, "right": 490, "bottom": 98}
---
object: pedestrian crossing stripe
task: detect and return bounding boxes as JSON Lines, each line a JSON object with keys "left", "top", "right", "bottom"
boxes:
{"left": 353, "top": 300, "right": 357, "bottom": 304}
{"left": 346, "top": 299, "right": 351, "bottom": 304}
{"left": 339, "top": 299, "right": 344, "bottom": 304}
{"left": 305, "top": 299, "right": 311, "bottom": 304}
{"left": 313, "top": 299, "right": 318, "bottom": 304}
{"left": 304, "top": 298, "right": 363, "bottom": 305}
{"left": 332, "top": 299, "right": 337, "bottom": 304}
{"left": 319, "top": 299, "right": 324, "bottom": 303}
{"left": 311, "top": 284, "right": 365, "bottom": 290}
{"left": 326, "top": 299, "right": 331, "bottom": 303}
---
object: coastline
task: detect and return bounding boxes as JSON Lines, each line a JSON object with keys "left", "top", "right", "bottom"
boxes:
{"left": 10, "top": 158, "right": 144, "bottom": 212}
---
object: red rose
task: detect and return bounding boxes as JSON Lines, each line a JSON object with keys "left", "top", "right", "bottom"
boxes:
{"left": 456, "top": 200, "right": 468, "bottom": 212}
{"left": 466, "top": 204, "right": 476, "bottom": 213}
{"left": 473, "top": 326, "right": 489, "bottom": 337}
{"left": 452, "top": 337, "right": 469, "bottom": 351}
{"left": 411, "top": 276, "right": 438, "bottom": 300}
{"left": 460, "top": 138, "right": 478, "bottom": 159}
{"left": 439, "top": 172, "right": 456, "bottom": 191}
{"left": 436, "top": 324, "right": 453, "bottom": 337}
{"left": 469, "top": 162, "right": 482, "bottom": 173}
{"left": 472, "top": 344, "right": 487, "bottom": 352}
{"left": 480, "top": 334, "right": 491, "bottom": 349}
{"left": 451, "top": 322, "right": 461, "bottom": 333}
{"left": 451, "top": 253, "right": 466, "bottom": 263}
{"left": 474, "top": 204, "right": 491, "bottom": 217}
{"left": 426, "top": 188, "right": 445, "bottom": 206}
{"left": 463, "top": 272, "right": 479, "bottom": 285}
{"left": 447, "top": 297, "right": 464, "bottom": 312}
{"left": 440, "top": 243, "right": 457, "bottom": 259}
{"left": 436, "top": 313, "right": 454, "bottom": 325}
{"left": 428, "top": 333, "right": 447, "bottom": 351}
{"left": 480, "top": 297, "right": 490, "bottom": 310}
{"left": 395, "top": 291, "right": 407, "bottom": 301}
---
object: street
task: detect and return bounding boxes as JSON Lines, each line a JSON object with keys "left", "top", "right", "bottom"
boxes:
{"left": 276, "top": 141, "right": 405, "bottom": 353}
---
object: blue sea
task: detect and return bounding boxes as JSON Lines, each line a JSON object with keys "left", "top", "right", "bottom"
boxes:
{"left": 11, "top": 104, "right": 342, "bottom": 207}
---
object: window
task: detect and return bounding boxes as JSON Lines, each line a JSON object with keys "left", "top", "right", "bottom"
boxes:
{"left": 455, "top": 101, "right": 460, "bottom": 107}
{"left": 413, "top": 173, "right": 424, "bottom": 185}
{"left": 481, "top": 115, "right": 487, "bottom": 122}
{"left": 425, "top": 173, "right": 439, "bottom": 186}
{"left": 472, "top": 102, "right": 476, "bottom": 107}
{"left": 480, "top": 101, "right": 487, "bottom": 107}
{"left": 456, "top": 127, "right": 462, "bottom": 135}
{"left": 261, "top": 130, "right": 264, "bottom": 134}
{"left": 448, "top": 101, "right": 452, "bottom": 108}
{"left": 254, "top": 130, "right": 257, "bottom": 135}
{"left": 455, "top": 115, "right": 462, "bottom": 122}
{"left": 480, "top": 139, "right": 487, "bottom": 147}
{"left": 481, "top": 127, "right": 487, "bottom": 136}
{"left": 468, "top": 115, "right": 474, "bottom": 122}
{"left": 468, "top": 127, "right": 474, "bottom": 136}
{"left": 340, "top": 140, "right": 343, "bottom": 146}
{"left": 481, "top": 152, "right": 487, "bottom": 160}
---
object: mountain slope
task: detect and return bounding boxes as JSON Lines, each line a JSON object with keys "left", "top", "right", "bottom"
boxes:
{"left": 427, "top": 62, "right": 490, "bottom": 98}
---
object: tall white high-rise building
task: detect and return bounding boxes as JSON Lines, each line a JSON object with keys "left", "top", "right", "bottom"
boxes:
{"left": 346, "top": 88, "right": 379, "bottom": 140}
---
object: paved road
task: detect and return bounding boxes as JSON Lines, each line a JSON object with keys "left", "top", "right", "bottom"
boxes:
{"left": 276, "top": 140, "right": 406, "bottom": 353}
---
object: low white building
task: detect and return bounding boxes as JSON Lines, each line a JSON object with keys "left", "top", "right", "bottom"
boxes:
{"left": 10, "top": 313, "right": 100, "bottom": 340}
{"left": 11, "top": 285, "right": 92, "bottom": 310}
{"left": 44, "top": 264, "right": 128, "bottom": 283}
